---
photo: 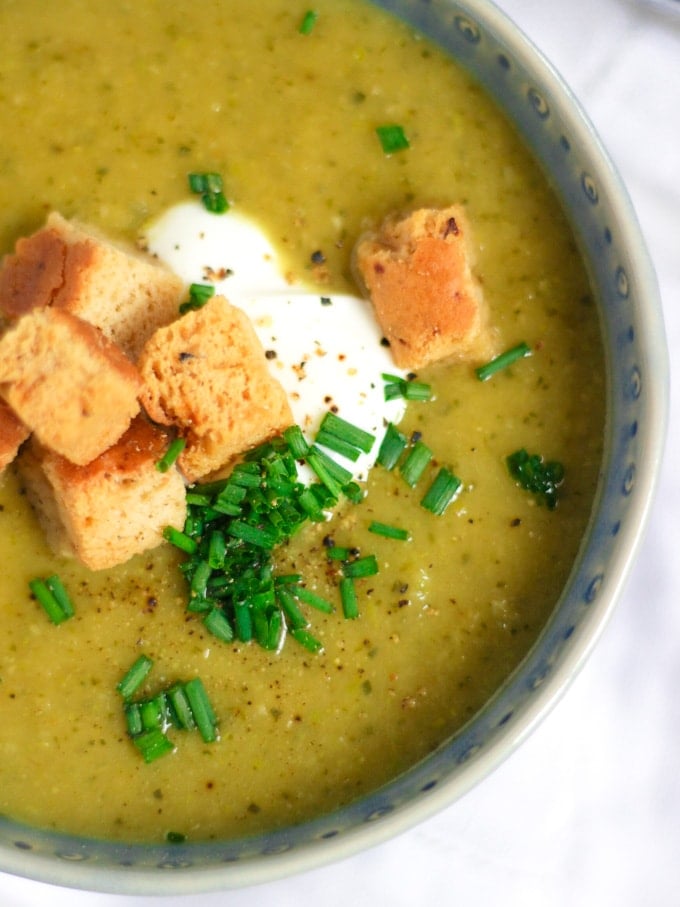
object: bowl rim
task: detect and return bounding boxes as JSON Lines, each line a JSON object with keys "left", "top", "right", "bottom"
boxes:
{"left": 0, "top": 0, "right": 669, "bottom": 894}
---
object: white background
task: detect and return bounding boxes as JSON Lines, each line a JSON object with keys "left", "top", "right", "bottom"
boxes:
{"left": 2, "top": 0, "right": 678, "bottom": 904}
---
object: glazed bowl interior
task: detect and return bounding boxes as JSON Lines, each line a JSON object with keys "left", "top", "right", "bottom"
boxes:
{"left": 0, "top": 0, "right": 667, "bottom": 894}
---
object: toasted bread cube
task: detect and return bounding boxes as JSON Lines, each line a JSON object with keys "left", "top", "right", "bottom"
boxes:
{"left": 0, "top": 308, "right": 141, "bottom": 465}
{"left": 17, "top": 417, "right": 187, "bottom": 570}
{"left": 0, "top": 212, "right": 184, "bottom": 361}
{"left": 138, "top": 295, "right": 293, "bottom": 482}
{"left": 0, "top": 399, "right": 30, "bottom": 474}
{"left": 353, "top": 206, "right": 495, "bottom": 369}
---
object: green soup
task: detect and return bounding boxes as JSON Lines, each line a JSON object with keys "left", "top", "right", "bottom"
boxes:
{"left": 0, "top": 0, "right": 605, "bottom": 842}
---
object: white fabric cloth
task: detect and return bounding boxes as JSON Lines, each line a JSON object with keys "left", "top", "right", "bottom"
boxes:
{"left": 2, "top": 0, "right": 678, "bottom": 904}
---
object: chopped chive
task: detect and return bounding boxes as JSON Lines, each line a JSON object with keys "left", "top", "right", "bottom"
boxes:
{"left": 187, "top": 172, "right": 229, "bottom": 214}
{"left": 421, "top": 468, "right": 462, "bottom": 515}
{"left": 304, "top": 449, "right": 343, "bottom": 499}
{"left": 117, "top": 655, "right": 154, "bottom": 701}
{"left": 276, "top": 587, "right": 308, "bottom": 631}
{"left": 342, "top": 554, "right": 379, "bottom": 579}
{"left": 326, "top": 545, "right": 350, "bottom": 560}
{"left": 376, "top": 123, "right": 410, "bottom": 154}
{"left": 163, "top": 525, "right": 198, "bottom": 555}
{"left": 227, "top": 520, "right": 278, "bottom": 549}
{"left": 203, "top": 607, "right": 235, "bottom": 644}
{"left": 506, "top": 448, "right": 564, "bottom": 510}
{"left": 290, "top": 627, "right": 324, "bottom": 654}
{"left": 377, "top": 423, "right": 408, "bottom": 470}
{"left": 342, "top": 481, "right": 364, "bottom": 504}
{"left": 475, "top": 342, "right": 531, "bottom": 381}
{"left": 299, "top": 9, "right": 319, "bottom": 34}
{"left": 133, "top": 727, "right": 175, "bottom": 763}
{"left": 402, "top": 381, "right": 433, "bottom": 402}
{"left": 29, "top": 578, "right": 65, "bottom": 624}
{"left": 284, "top": 424, "right": 310, "bottom": 459}
{"left": 368, "top": 521, "right": 410, "bottom": 541}
{"left": 399, "top": 440, "right": 433, "bottom": 487}
{"left": 190, "top": 560, "right": 212, "bottom": 598}
{"left": 292, "top": 585, "right": 334, "bottom": 614}
{"left": 308, "top": 445, "right": 353, "bottom": 487}
{"left": 124, "top": 702, "right": 143, "bottom": 738}
{"left": 45, "top": 574, "right": 75, "bottom": 619}
{"left": 318, "top": 412, "right": 375, "bottom": 454}
{"left": 179, "top": 283, "right": 215, "bottom": 315}
{"left": 202, "top": 191, "right": 229, "bottom": 214}
{"left": 382, "top": 373, "right": 432, "bottom": 402}
{"left": 233, "top": 601, "right": 254, "bottom": 642}
{"left": 339, "top": 576, "right": 359, "bottom": 619}
{"left": 140, "top": 695, "right": 167, "bottom": 732}
{"left": 166, "top": 684, "right": 196, "bottom": 730}
{"left": 314, "top": 429, "right": 362, "bottom": 462}
{"left": 183, "top": 678, "right": 218, "bottom": 743}
{"left": 267, "top": 610, "right": 285, "bottom": 651}
{"left": 156, "top": 437, "right": 186, "bottom": 472}
{"left": 207, "top": 530, "right": 227, "bottom": 569}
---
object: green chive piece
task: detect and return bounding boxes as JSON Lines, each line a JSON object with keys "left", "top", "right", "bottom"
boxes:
{"left": 156, "top": 437, "right": 186, "bottom": 472}
{"left": 399, "top": 440, "right": 433, "bottom": 487}
{"left": 318, "top": 412, "right": 375, "bottom": 455}
{"left": 368, "top": 521, "right": 410, "bottom": 541}
{"left": 29, "top": 578, "right": 65, "bottom": 625}
{"left": 166, "top": 684, "right": 196, "bottom": 730}
{"left": 233, "top": 600, "right": 254, "bottom": 642}
{"left": 276, "top": 587, "right": 308, "bottom": 631}
{"left": 382, "top": 373, "right": 432, "bottom": 402}
{"left": 299, "top": 9, "right": 319, "bottom": 34}
{"left": 284, "top": 424, "right": 310, "bottom": 459}
{"left": 179, "top": 282, "right": 215, "bottom": 315}
{"left": 207, "top": 530, "right": 227, "bottom": 569}
{"left": 187, "top": 172, "right": 229, "bottom": 214}
{"left": 343, "top": 554, "right": 379, "bottom": 579}
{"left": 133, "top": 727, "right": 175, "bottom": 764}
{"left": 124, "top": 702, "right": 143, "bottom": 738}
{"left": 314, "top": 428, "right": 362, "bottom": 462}
{"left": 290, "top": 627, "right": 324, "bottom": 654}
{"left": 506, "top": 448, "right": 565, "bottom": 510}
{"left": 421, "top": 468, "right": 462, "bottom": 515}
{"left": 475, "top": 342, "right": 531, "bottom": 381}
{"left": 117, "top": 655, "right": 154, "bottom": 701}
{"left": 183, "top": 678, "right": 218, "bottom": 743}
{"left": 342, "top": 481, "right": 364, "bottom": 504}
{"left": 377, "top": 423, "right": 408, "bottom": 470}
{"left": 293, "top": 585, "right": 334, "bottom": 614}
{"left": 45, "top": 574, "right": 75, "bottom": 619}
{"left": 203, "top": 607, "right": 235, "bottom": 644}
{"left": 376, "top": 124, "right": 410, "bottom": 154}
{"left": 163, "top": 525, "right": 198, "bottom": 555}
{"left": 227, "top": 520, "right": 278, "bottom": 549}
{"left": 339, "top": 577, "right": 359, "bottom": 620}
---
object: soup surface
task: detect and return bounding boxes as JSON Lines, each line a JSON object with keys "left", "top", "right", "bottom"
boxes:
{"left": 0, "top": 0, "right": 605, "bottom": 842}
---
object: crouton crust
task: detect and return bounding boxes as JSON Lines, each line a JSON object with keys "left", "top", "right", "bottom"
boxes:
{"left": 138, "top": 294, "right": 293, "bottom": 482}
{"left": 0, "top": 399, "right": 30, "bottom": 474}
{"left": 0, "top": 212, "right": 185, "bottom": 361}
{"left": 353, "top": 206, "right": 496, "bottom": 369}
{"left": 17, "top": 417, "right": 187, "bottom": 571}
{"left": 0, "top": 307, "right": 141, "bottom": 465}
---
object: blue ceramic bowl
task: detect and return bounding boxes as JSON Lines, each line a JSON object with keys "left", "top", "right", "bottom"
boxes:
{"left": 0, "top": 0, "right": 668, "bottom": 893}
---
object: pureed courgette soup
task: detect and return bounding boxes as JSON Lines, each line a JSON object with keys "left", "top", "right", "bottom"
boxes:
{"left": 0, "top": 0, "right": 605, "bottom": 842}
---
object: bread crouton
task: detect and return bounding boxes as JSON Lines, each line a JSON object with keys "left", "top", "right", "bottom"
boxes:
{"left": 0, "top": 212, "right": 184, "bottom": 361}
{"left": 138, "top": 295, "right": 293, "bottom": 482}
{"left": 353, "top": 206, "right": 495, "bottom": 369}
{"left": 0, "top": 307, "right": 141, "bottom": 465}
{"left": 17, "top": 417, "right": 187, "bottom": 571}
{"left": 0, "top": 399, "right": 30, "bottom": 474}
